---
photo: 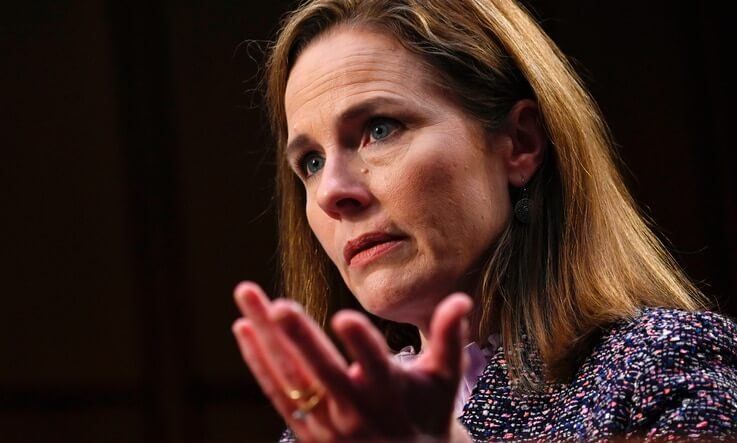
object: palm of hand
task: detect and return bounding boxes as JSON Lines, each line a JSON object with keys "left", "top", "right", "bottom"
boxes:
{"left": 232, "top": 282, "right": 472, "bottom": 443}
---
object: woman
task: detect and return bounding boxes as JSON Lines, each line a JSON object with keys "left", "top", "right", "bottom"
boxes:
{"left": 232, "top": 0, "right": 737, "bottom": 441}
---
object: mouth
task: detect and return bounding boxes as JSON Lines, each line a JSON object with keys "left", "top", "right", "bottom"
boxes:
{"left": 344, "top": 232, "right": 407, "bottom": 267}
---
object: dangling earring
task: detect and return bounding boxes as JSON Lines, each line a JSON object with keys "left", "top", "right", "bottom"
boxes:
{"left": 514, "top": 175, "right": 531, "bottom": 224}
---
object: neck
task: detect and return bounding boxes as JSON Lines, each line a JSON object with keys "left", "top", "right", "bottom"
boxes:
{"left": 419, "top": 328, "right": 430, "bottom": 352}
{"left": 417, "top": 315, "right": 482, "bottom": 353}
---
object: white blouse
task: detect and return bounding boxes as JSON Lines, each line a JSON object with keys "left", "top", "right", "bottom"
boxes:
{"left": 394, "top": 334, "right": 500, "bottom": 417}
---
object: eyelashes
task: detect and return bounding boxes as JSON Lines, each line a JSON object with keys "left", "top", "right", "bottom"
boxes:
{"left": 365, "top": 116, "right": 402, "bottom": 144}
{"left": 294, "top": 116, "right": 404, "bottom": 179}
{"left": 298, "top": 151, "right": 325, "bottom": 177}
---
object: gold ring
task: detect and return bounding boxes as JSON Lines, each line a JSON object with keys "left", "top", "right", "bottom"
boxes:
{"left": 286, "top": 384, "right": 324, "bottom": 420}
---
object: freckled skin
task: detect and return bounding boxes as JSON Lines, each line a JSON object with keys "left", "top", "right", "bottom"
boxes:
{"left": 284, "top": 27, "right": 512, "bottom": 336}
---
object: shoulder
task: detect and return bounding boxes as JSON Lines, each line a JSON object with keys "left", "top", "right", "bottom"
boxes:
{"left": 599, "top": 307, "right": 737, "bottom": 374}
{"left": 461, "top": 308, "right": 737, "bottom": 440}
{"left": 597, "top": 307, "right": 737, "bottom": 439}
{"left": 587, "top": 307, "right": 737, "bottom": 383}
{"left": 616, "top": 306, "right": 736, "bottom": 342}
{"left": 597, "top": 306, "right": 737, "bottom": 393}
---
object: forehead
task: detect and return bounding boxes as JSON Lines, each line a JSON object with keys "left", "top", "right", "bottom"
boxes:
{"left": 284, "top": 26, "right": 432, "bottom": 124}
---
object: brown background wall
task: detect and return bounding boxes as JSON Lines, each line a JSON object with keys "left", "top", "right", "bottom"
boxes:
{"left": 2, "top": 1, "right": 734, "bottom": 442}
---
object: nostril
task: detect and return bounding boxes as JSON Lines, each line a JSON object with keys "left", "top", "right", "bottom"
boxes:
{"left": 315, "top": 164, "right": 373, "bottom": 218}
{"left": 335, "top": 197, "right": 363, "bottom": 210}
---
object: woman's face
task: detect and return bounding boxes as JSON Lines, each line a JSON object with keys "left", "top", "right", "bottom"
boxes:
{"left": 284, "top": 27, "right": 513, "bottom": 331}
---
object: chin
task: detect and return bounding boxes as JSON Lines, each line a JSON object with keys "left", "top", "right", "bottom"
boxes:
{"left": 351, "top": 277, "right": 449, "bottom": 327}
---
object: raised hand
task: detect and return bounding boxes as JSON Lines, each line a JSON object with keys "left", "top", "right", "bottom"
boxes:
{"left": 232, "top": 282, "right": 474, "bottom": 443}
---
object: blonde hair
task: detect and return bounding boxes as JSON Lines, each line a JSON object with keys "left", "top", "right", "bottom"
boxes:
{"left": 264, "top": 0, "right": 706, "bottom": 390}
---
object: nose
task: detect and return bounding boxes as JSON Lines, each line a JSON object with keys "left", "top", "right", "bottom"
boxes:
{"left": 315, "top": 152, "right": 372, "bottom": 219}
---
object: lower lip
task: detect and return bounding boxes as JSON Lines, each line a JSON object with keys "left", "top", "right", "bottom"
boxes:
{"left": 349, "top": 239, "right": 405, "bottom": 267}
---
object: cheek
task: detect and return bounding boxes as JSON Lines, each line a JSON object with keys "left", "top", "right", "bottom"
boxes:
{"left": 384, "top": 149, "right": 509, "bottom": 249}
{"left": 388, "top": 152, "right": 481, "bottom": 217}
{"left": 388, "top": 160, "right": 451, "bottom": 214}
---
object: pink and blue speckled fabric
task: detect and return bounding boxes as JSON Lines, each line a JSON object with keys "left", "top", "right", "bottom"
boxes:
{"left": 279, "top": 307, "right": 737, "bottom": 441}
{"left": 460, "top": 307, "right": 737, "bottom": 441}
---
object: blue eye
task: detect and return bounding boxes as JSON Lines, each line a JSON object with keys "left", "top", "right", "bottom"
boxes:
{"left": 301, "top": 152, "right": 325, "bottom": 176}
{"left": 368, "top": 118, "right": 399, "bottom": 142}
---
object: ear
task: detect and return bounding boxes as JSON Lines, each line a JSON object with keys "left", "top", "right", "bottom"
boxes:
{"left": 496, "top": 99, "right": 547, "bottom": 187}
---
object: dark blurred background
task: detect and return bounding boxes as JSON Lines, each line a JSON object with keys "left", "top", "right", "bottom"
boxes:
{"left": 2, "top": 1, "right": 735, "bottom": 442}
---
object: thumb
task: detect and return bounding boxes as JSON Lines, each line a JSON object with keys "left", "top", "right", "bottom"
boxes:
{"left": 426, "top": 293, "right": 473, "bottom": 381}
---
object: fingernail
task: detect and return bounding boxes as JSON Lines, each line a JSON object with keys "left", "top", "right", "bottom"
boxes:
{"left": 234, "top": 281, "right": 254, "bottom": 295}
{"left": 271, "top": 299, "right": 303, "bottom": 322}
{"left": 280, "top": 299, "right": 304, "bottom": 314}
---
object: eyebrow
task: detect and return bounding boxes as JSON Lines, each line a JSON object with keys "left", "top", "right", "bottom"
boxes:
{"left": 285, "top": 134, "right": 313, "bottom": 162}
{"left": 285, "top": 95, "right": 406, "bottom": 158}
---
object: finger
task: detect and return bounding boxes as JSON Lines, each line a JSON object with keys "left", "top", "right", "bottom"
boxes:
{"left": 233, "top": 284, "right": 335, "bottom": 441}
{"left": 425, "top": 293, "right": 473, "bottom": 380}
{"left": 233, "top": 282, "right": 313, "bottom": 394}
{"left": 231, "top": 318, "right": 316, "bottom": 439}
{"left": 272, "top": 301, "right": 373, "bottom": 438}
{"left": 232, "top": 319, "right": 337, "bottom": 443}
{"left": 331, "top": 311, "right": 414, "bottom": 436}
{"left": 331, "top": 310, "right": 392, "bottom": 387}
{"left": 271, "top": 300, "right": 357, "bottom": 406}
{"left": 233, "top": 281, "right": 272, "bottom": 322}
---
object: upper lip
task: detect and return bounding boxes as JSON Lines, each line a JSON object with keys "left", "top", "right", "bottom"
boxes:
{"left": 344, "top": 231, "right": 405, "bottom": 264}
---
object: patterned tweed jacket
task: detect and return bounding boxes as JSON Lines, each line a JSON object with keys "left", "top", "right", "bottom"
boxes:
{"left": 461, "top": 307, "right": 737, "bottom": 441}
